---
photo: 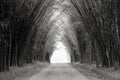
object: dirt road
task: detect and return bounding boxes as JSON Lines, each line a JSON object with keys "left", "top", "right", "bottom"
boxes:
{"left": 16, "top": 64, "right": 90, "bottom": 80}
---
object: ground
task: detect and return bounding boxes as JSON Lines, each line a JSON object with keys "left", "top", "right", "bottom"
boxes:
{"left": 73, "top": 63, "right": 120, "bottom": 80}
{"left": 16, "top": 64, "right": 90, "bottom": 80}
{"left": 0, "top": 62, "right": 49, "bottom": 80}
{"left": 15, "top": 63, "right": 100, "bottom": 80}
{"left": 0, "top": 62, "right": 120, "bottom": 80}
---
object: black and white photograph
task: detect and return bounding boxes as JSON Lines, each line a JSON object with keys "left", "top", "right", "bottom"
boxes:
{"left": 0, "top": 0, "right": 120, "bottom": 80}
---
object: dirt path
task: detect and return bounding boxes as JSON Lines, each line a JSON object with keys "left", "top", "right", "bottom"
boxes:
{"left": 16, "top": 64, "right": 89, "bottom": 80}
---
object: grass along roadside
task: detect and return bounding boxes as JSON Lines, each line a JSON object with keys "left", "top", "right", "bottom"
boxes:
{"left": 72, "top": 63, "right": 120, "bottom": 80}
{"left": 0, "top": 62, "right": 49, "bottom": 80}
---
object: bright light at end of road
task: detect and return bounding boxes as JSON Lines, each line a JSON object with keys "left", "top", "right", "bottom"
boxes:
{"left": 50, "top": 42, "right": 71, "bottom": 64}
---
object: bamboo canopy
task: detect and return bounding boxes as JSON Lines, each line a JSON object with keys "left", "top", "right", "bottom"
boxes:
{"left": 0, "top": 0, "right": 120, "bottom": 71}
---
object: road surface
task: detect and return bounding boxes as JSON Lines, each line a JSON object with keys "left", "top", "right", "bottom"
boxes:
{"left": 16, "top": 64, "right": 89, "bottom": 80}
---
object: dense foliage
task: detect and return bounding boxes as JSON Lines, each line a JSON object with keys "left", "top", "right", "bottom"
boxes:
{"left": 71, "top": 0, "right": 120, "bottom": 68}
{"left": 0, "top": 0, "right": 120, "bottom": 72}
{"left": 0, "top": 0, "right": 52, "bottom": 71}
